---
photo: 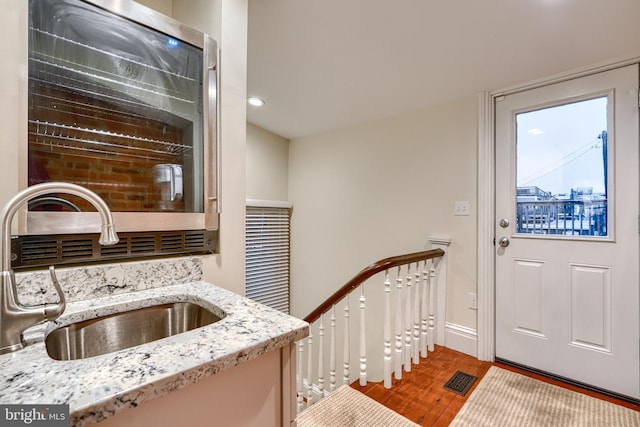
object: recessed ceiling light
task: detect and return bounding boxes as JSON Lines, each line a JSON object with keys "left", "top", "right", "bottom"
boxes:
{"left": 248, "top": 97, "right": 265, "bottom": 107}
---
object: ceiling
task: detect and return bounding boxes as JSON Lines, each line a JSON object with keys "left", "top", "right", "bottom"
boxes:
{"left": 247, "top": 0, "right": 640, "bottom": 140}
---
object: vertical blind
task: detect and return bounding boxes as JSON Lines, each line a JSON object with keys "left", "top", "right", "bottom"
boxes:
{"left": 245, "top": 204, "right": 291, "bottom": 314}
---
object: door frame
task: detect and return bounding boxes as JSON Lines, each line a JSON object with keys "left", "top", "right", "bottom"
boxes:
{"left": 476, "top": 54, "right": 640, "bottom": 362}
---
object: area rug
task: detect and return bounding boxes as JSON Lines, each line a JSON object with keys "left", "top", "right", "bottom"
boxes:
{"left": 450, "top": 366, "right": 639, "bottom": 427}
{"left": 296, "top": 385, "right": 419, "bottom": 427}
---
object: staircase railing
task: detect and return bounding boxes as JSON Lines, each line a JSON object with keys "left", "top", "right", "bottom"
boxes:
{"left": 296, "top": 246, "right": 447, "bottom": 413}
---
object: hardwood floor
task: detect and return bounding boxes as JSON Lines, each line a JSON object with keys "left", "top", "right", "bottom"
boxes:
{"left": 350, "top": 345, "right": 639, "bottom": 426}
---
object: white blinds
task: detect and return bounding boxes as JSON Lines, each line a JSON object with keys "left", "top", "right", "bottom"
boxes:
{"left": 246, "top": 204, "right": 291, "bottom": 313}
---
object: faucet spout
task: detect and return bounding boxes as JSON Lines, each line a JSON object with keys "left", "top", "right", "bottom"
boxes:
{"left": 0, "top": 182, "right": 118, "bottom": 354}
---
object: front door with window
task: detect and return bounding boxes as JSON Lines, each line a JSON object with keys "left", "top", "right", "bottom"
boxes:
{"left": 495, "top": 65, "right": 640, "bottom": 399}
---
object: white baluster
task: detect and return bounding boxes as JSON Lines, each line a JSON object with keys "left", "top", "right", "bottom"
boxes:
{"left": 297, "top": 340, "right": 304, "bottom": 413}
{"left": 359, "top": 284, "right": 367, "bottom": 386}
{"left": 420, "top": 260, "right": 429, "bottom": 358}
{"left": 413, "top": 262, "right": 421, "bottom": 364}
{"left": 329, "top": 306, "right": 337, "bottom": 392}
{"left": 383, "top": 271, "right": 392, "bottom": 388}
{"left": 428, "top": 261, "right": 436, "bottom": 352}
{"left": 306, "top": 331, "right": 313, "bottom": 405}
{"left": 404, "top": 264, "right": 412, "bottom": 372}
{"left": 317, "top": 315, "right": 325, "bottom": 397}
{"left": 394, "top": 267, "right": 403, "bottom": 380}
{"left": 343, "top": 297, "right": 350, "bottom": 385}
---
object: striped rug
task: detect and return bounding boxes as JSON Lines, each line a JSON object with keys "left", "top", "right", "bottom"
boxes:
{"left": 296, "top": 385, "right": 419, "bottom": 427}
{"left": 450, "top": 366, "right": 639, "bottom": 427}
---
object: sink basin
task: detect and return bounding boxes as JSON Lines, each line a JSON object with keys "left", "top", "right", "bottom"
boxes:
{"left": 45, "top": 302, "right": 224, "bottom": 361}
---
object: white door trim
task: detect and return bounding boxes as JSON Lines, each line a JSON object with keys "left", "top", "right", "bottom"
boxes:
{"left": 476, "top": 54, "right": 640, "bottom": 362}
{"left": 477, "top": 91, "right": 495, "bottom": 362}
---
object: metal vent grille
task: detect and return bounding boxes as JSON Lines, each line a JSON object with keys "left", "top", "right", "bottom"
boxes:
{"left": 12, "top": 230, "right": 217, "bottom": 269}
{"left": 185, "top": 232, "right": 206, "bottom": 249}
{"left": 20, "top": 237, "right": 58, "bottom": 263}
{"left": 161, "top": 234, "right": 184, "bottom": 251}
{"left": 100, "top": 237, "right": 129, "bottom": 256}
{"left": 443, "top": 370, "right": 477, "bottom": 396}
{"left": 61, "top": 238, "right": 94, "bottom": 259}
{"left": 131, "top": 235, "right": 157, "bottom": 254}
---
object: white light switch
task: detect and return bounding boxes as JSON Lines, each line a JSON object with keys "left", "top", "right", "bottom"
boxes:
{"left": 454, "top": 201, "right": 470, "bottom": 216}
{"left": 468, "top": 292, "right": 477, "bottom": 310}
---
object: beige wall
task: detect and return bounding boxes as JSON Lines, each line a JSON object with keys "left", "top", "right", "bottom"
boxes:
{"left": 172, "top": 0, "right": 222, "bottom": 41}
{"left": 136, "top": 0, "right": 172, "bottom": 16}
{"left": 171, "top": 0, "right": 248, "bottom": 295}
{"left": 144, "top": 1, "right": 247, "bottom": 296}
{"left": 97, "top": 348, "right": 284, "bottom": 427}
{"left": 288, "top": 97, "right": 478, "bottom": 331}
{"left": 246, "top": 123, "right": 289, "bottom": 201}
{"left": 100, "top": 0, "right": 249, "bottom": 296}
{"left": 0, "top": 1, "right": 27, "bottom": 208}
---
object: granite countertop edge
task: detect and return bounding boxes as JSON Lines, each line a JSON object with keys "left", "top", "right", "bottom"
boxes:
{"left": 0, "top": 281, "right": 309, "bottom": 427}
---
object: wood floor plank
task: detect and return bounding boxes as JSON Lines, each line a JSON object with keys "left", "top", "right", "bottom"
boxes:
{"left": 350, "top": 346, "right": 491, "bottom": 426}
{"left": 350, "top": 345, "right": 637, "bottom": 426}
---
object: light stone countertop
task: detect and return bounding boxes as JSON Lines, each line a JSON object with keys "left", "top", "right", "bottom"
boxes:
{"left": 0, "top": 280, "right": 308, "bottom": 426}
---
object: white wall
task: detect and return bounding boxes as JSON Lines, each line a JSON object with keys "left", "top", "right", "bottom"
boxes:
{"left": 288, "top": 97, "right": 478, "bottom": 332}
{"left": 246, "top": 123, "right": 289, "bottom": 201}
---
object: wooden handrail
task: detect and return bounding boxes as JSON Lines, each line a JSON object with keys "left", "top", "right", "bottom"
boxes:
{"left": 303, "top": 249, "right": 445, "bottom": 323}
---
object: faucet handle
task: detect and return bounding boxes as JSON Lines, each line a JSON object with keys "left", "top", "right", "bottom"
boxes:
{"left": 44, "top": 266, "right": 66, "bottom": 320}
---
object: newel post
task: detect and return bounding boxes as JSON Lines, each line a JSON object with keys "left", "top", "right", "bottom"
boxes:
{"left": 428, "top": 236, "right": 451, "bottom": 348}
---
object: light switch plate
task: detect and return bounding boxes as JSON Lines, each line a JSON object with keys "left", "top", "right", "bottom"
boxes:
{"left": 468, "top": 292, "right": 477, "bottom": 310}
{"left": 454, "top": 201, "right": 470, "bottom": 216}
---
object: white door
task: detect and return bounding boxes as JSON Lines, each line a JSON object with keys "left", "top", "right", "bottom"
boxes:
{"left": 495, "top": 64, "right": 640, "bottom": 399}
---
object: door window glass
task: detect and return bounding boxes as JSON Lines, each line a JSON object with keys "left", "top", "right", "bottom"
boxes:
{"left": 516, "top": 97, "right": 608, "bottom": 236}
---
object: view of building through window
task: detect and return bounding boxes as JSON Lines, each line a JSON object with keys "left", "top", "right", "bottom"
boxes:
{"left": 516, "top": 97, "right": 608, "bottom": 236}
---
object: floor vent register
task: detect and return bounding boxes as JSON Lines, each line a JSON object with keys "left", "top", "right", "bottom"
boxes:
{"left": 443, "top": 370, "right": 478, "bottom": 396}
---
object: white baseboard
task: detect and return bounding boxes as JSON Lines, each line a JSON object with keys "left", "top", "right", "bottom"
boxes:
{"left": 444, "top": 322, "right": 477, "bottom": 358}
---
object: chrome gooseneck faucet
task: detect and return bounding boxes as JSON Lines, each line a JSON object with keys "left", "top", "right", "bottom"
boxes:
{"left": 0, "top": 182, "right": 119, "bottom": 354}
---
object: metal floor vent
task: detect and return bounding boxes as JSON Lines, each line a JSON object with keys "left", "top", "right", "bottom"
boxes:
{"left": 443, "top": 370, "right": 477, "bottom": 396}
{"left": 11, "top": 230, "right": 217, "bottom": 269}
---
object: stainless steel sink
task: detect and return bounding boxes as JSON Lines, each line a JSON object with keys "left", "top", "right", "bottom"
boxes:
{"left": 45, "top": 302, "right": 223, "bottom": 360}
